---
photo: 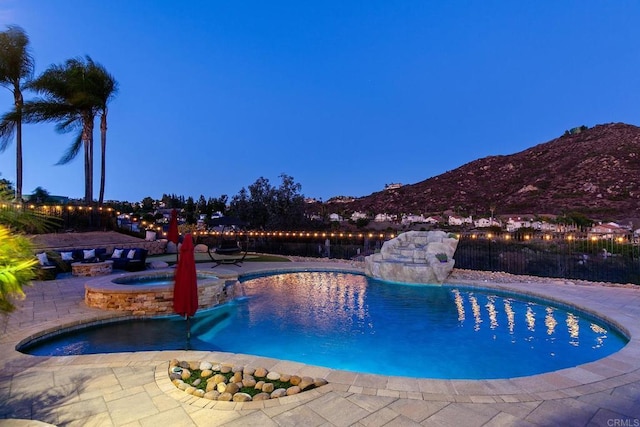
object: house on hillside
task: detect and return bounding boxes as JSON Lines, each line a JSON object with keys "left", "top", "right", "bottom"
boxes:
{"left": 374, "top": 213, "right": 397, "bottom": 222}
{"left": 505, "top": 216, "right": 534, "bottom": 232}
{"left": 329, "top": 213, "right": 344, "bottom": 222}
{"left": 588, "top": 222, "right": 628, "bottom": 239}
{"left": 474, "top": 217, "right": 501, "bottom": 228}
{"left": 448, "top": 215, "right": 473, "bottom": 226}
{"left": 424, "top": 216, "right": 442, "bottom": 225}
{"left": 402, "top": 214, "right": 426, "bottom": 225}
{"left": 351, "top": 211, "right": 368, "bottom": 221}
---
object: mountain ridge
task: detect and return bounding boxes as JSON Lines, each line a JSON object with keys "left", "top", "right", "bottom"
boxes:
{"left": 341, "top": 122, "right": 640, "bottom": 220}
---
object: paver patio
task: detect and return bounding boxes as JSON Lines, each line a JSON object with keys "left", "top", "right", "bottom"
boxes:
{"left": 1, "top": 261, "right": 639, "bottom": 426}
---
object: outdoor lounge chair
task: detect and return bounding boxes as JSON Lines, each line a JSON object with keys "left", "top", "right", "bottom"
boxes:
{"left": 206, "top": 216, "right": 248, "bottom": 267}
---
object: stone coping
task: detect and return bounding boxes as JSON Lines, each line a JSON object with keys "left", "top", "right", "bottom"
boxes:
{"left": 83, "top": 268, "right": 238, "bottom": 293}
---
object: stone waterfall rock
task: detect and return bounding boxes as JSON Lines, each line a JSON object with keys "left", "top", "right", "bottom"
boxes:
{"left": 364, "top": 230, "right": 458, "bottom": 284}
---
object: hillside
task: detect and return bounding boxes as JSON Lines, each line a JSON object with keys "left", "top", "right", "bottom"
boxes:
{"left": 342, "top": 122, "right": 640, "bottom": 220}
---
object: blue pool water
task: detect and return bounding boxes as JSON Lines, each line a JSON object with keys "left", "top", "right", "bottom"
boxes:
{"left": 20, "top": 271, "right": 628, "bottom": 379}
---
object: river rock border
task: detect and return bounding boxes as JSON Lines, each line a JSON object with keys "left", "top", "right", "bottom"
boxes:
{"left": 168, "top": 359, "right": 328, "bottom": 402}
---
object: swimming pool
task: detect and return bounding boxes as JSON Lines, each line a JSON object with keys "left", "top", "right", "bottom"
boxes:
{"left": 20, "top": 271, "right": 628, "bottom": 379}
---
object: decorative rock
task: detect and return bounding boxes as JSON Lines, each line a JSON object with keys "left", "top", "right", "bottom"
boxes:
{"left": 209, "top": 373, "right": 227, "bottom": 385}
{"left": 218, "top": 392, "right": 233, "bottom": 401}
{"left": 253, "top": 392, "right": 271, "bottom": 401}
{"left": 180, "top": 369, "right": 191, "bottom": 381}
{"left": 172, "top": 379, "right": 184, "bottom": 387}
{"left": 242, "top": 377, "right": 257, "bottom": 388}
{"left": 270, "top": 388, "right": 287, "bottom": 399}
{"left": 218, "top": 382, "right": 239, "bottom": 394}
{"left": 262, "top": 382, "right": 275, "bottom": 393}
{"left": 194, "top": 243, "right": 209, "bottom": 253}
{"left": 205, "top": 381, "right": 217, "bottom": 392}
{"left": 177, "top": 382, "right": 188, "bottom": 391}
{"left": 193, "top": 389, "right": 205, "bottom": 398}
{"left": 169, "top": 372, "right": 181, "bottom": 381}
{"left": 178, "top": 361, "right": 190, "bottom": 369}
{"left": 185, "top": 386, "right": 197, "bottom": 395}
{"left": 232, "top": 371, "right": 242, "bottom": 383}
{"left": 280, "top": 374, "right": 291, "bottom": 382}
{"left": 289, "top": 375, "right": 301, "bottom": 386}
{"left": 298, "top": 377, "right": 315, "bottom": 390}
{"left": 254, "top": 380, "right": 265, "bottom": 390}
{"left": 286, "top": 386, "right": 301, "bottom": 396}
{"left": 169, "top": 359, "right": 179, "bottom": 367}
{"left": 220, "top": 365, "right": 232, "bottom": 374}
{"left": 203, "top": 390, "right": 220, "bottom": 400}
{"left": 211, "top": 364, "right": 222, "bottom": 371}
{"left": 364, "top": 230, "right": 459, "bottom": 284}
{"left": 189, "top": 361, "right": 199, "bottom": 370}
{"left": 244, "top": 367, "right": 256, "bottom": 376}
{"left": 192, "top": 378, "right": 201, "bottom": 387}
{"left": 314, "top": 378, "right": 329, "bottom": 387}
{"left": 254, "top": 367, "right": 268, "bottom": 378}
{"left": 233, "top": 392, "right": 253, "bottom": 402}
{"left": 199, "top": 361, "right": 213, "bottom": 370}
{"left": 266, "top": 371, "right": 281, "bottom": 381}
{"left": 200, "top": 369, "right": 213, "bottom": 378}
{"left": 232, "top": 365, "right": 244, "bottom": 373}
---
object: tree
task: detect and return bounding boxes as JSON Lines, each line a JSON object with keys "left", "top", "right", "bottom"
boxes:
{"left": 23, "top": 56, "right": 115, "bottom": 204}
{"left": 91, "top": 61, "right": 118, "bottom": 206}
{"left": 0, "top": 25, "right": 35, "bottom": 202}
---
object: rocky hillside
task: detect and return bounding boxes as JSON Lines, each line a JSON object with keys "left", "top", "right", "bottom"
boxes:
{"left": 343, "top": 122, "right": 640, "bottom": 220}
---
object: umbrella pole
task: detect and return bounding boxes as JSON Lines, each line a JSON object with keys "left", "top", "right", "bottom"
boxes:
{"left": 186, "top": 315, "right": 191, "bottom": 350}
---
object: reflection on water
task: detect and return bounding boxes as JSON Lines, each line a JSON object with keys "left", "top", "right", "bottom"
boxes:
{"left": 20, "top": 272, "right": 628, "bottom": 379}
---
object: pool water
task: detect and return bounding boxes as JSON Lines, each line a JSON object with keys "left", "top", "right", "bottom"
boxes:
{"left": 20, "top": 271, "right": 628, "bottom": 379}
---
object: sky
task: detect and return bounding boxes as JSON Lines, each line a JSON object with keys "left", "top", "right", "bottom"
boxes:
{"left": 0, "top": 1, "right": 639, "bottom": 204}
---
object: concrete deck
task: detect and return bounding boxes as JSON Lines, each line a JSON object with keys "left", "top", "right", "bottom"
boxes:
{"left": 1, "top": 261, "right": 639, "bottom": 426}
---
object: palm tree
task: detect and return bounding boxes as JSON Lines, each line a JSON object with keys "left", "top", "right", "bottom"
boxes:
{"left": 0, "top": 25, "right": 35, "bottom": 202}
{"left": 89, "top": 61, "right": 118, "bottom": 206}
{"left": 23, "top": 56, "right": 109, "bottom": 204}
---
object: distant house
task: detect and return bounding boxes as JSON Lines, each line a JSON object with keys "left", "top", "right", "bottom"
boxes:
{"left": 329, "top": 213, "right": 344, "bottom": 222}
{"left": 384, "top": 183, "right": 403, "bottom": 190}
{"left": 448, "top": 215, "right": 473, "bottom": 226}
{"left": 532, "top": 220, "right": 558, "bottom": 232}
{"left": 402, "top": 214, "right": 426, "bottom": 225}
{"left": 351, "top": 211, "right": 368, "bottom": 221}
{"left": 424, "top": 216, "right": 442, "bottom": 225}
{"left": 474, "top": 217, "right": 501, "bottom": 228}
{"left": 588, "top": 222, "right": 628, "bottom": 239}
{"left": 374, "top": 213, "right": 397, "bottom": 222}
{"left": 505, "top": 217, "right": 534, "bottom": 232}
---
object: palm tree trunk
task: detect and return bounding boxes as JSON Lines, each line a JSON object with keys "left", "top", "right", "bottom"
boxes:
{"left": 14, "top": 90, "right": 23, "bottom": 202}
{"left": 98, "top": 111, "right": 107, "bottom": 206}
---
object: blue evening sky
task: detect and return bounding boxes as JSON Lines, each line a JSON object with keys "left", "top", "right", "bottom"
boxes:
{"left": 0, "top": 1, "right": 639, "bottom": 203}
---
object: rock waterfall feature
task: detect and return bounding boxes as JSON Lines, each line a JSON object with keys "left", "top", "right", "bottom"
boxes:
{"left": 364, "top": 230, "right": 459, "bottom": 284}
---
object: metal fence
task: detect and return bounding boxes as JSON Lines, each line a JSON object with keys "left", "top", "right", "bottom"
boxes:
{"left": 202, "top": 231, "right": 640, "bottom": 285}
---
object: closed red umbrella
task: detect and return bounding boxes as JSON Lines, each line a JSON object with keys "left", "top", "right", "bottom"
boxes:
{"left": 167, "top": 209, "right": 179, "bottom": 244}
{"left": 173, "top": 233, "right": 198, "bottom": 345}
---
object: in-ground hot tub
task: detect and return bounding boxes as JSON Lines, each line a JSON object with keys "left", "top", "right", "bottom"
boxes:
{"left": 84, "top": 269, "right": 238, "bottom": 314}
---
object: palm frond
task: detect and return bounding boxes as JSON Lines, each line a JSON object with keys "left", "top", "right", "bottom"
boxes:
{"left": 56, "top": 132, "right": 83, "bottom": 165}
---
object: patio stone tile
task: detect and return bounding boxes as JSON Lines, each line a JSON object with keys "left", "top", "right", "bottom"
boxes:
{"left": 387, "top": 399, "right": 448, "bottom": 422}
{"left": 273, "top": 405, "right": 330, "bottom": 427}
{"left": 65, "top": 411, "right": 115, "bottom": 427}
{"left": 525, "top": 398, "right": 598, "bottom": 427}
{"left": 354, "top": 406, "right": 399, "bottom": 427}
{"left": 483, "top": 411, "right": 537, "bottom": 427}
{"left": 346, "top": 393, "right": 396, "bottom": 412}
{"left": 105, "top": 391, "right": 159, "bottom": 425}
{"left": 222, "top": 410, "right": 280, "bottom": 426}
{"left": 588, "top": 408, "right": 640, "bottom": 427}
{"left": 189, "top": 407, "right": 242, "bottom": 426}
{"left": 305, "top": 393, "right": 370, "bottom": 426}
{"left": 139, "top": 406, "right": 195, "bottom": 427}
{"left": 578, "top": 390, "right": 640, "bottom": 419}
{"left": 423, "top": 403, "right": 499, "bottom": 427}
{"left": 53, "top": 396, "right": 108, "bottom": 425}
